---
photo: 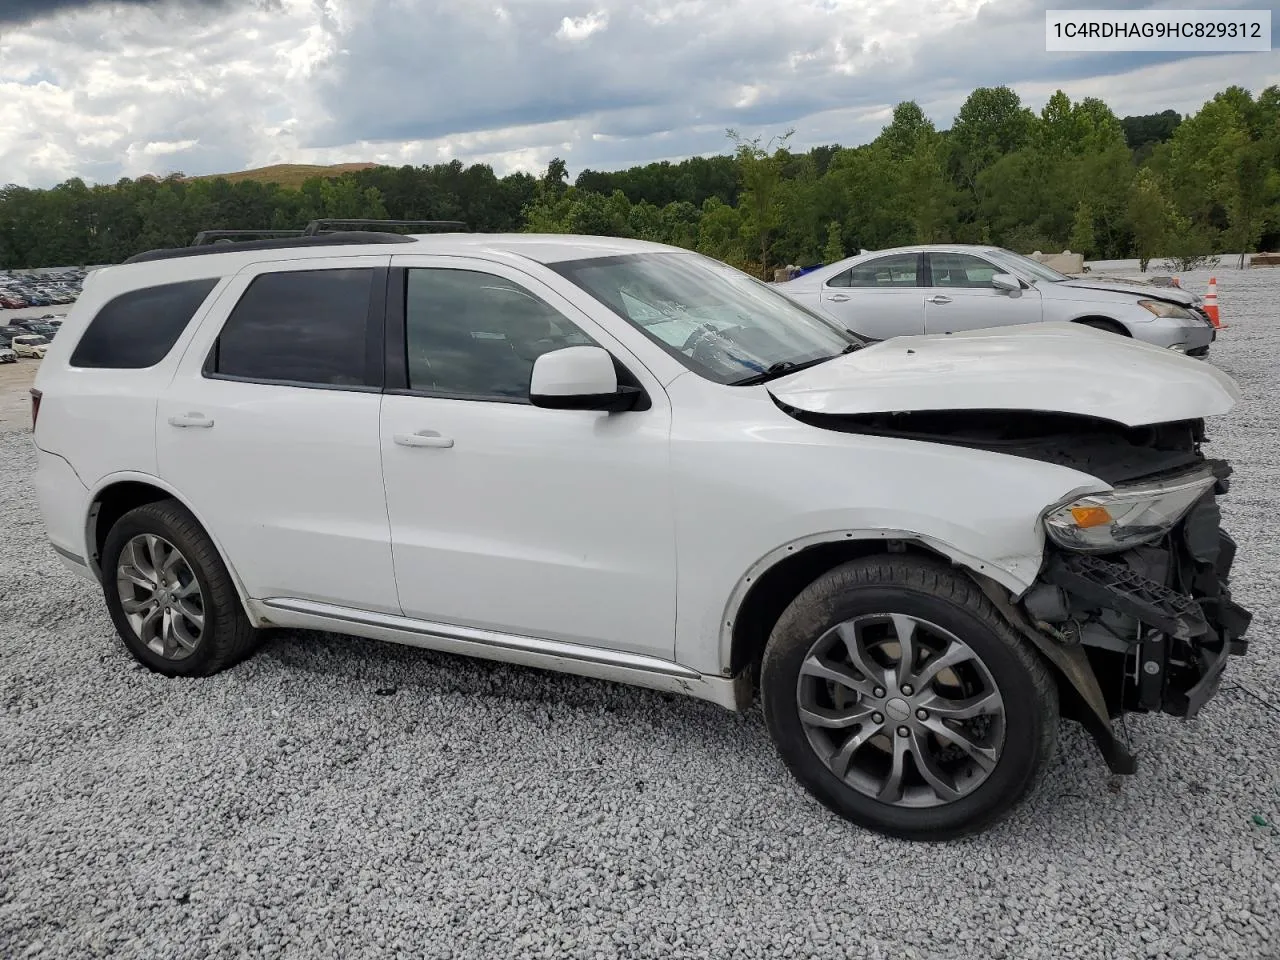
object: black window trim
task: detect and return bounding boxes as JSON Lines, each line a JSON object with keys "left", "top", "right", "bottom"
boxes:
{"left": 68, "top": 276, "right": 221, "bottom": 371}
{"left": 826, "top": 252, "right": 925, "bottom": 290}
{"left": 201, "top": 265, "right": 388, "bottom": 394}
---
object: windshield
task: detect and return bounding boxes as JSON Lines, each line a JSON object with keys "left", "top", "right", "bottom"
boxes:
{"left": 987, "top": 248, "right": 1071, "bottom": 283}
{"left": 550, "top": 252, "right": 861, "bottom": 384}
{"left": 17, "top": 336, "right": 48, "bottom": 346}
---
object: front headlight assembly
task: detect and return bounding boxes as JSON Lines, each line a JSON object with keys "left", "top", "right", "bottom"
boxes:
{"left": 1043, "top": 470, "right": 1216, "bottom": 552}
{"left": 1137, "top": 299, "right": 1193, "bottom": 320}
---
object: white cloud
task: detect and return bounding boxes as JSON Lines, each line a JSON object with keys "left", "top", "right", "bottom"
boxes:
{"left": 556, "top": 10, "right": 607, "bottom": 41}
{"left": 0, "top": 0, "right": 1276, "bottom": 188}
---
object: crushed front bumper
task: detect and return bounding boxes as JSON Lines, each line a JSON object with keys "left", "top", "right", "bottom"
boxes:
{"left": 1019, "top": 461, "right": 1252, "bottom": 768}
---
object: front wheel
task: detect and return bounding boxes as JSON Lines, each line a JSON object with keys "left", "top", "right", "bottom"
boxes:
{"left": 761, "top": 556, "right": 1058, "bottom": 840}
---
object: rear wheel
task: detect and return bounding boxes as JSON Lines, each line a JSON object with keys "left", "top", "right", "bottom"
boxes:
{"left": 101, "top": 499, "right": 258, "bottom": 676}
{"left": 761, "top": 556, "right": 1058, "bottom": 840}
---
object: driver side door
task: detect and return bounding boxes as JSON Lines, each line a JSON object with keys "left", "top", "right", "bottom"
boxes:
{"left": 378, "top": 256, "right": 679, "bottom": 660}
{"left": 923, "top": 252, "right": 1042, "bottom": 333}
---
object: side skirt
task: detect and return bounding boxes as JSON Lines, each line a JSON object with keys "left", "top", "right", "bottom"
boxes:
{"left": 250, "top": 598, "right": 750, "bottom": 711}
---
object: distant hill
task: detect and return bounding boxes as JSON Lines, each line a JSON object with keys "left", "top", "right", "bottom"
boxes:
{"left": 187, "top": 162, "right": 379, "bottom": 189}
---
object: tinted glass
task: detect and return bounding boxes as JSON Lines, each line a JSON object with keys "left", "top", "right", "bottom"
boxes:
{"left": 405, "top": 269, "right": 595, "bottom": 400}
{"left": 211, "top": 269, "right": 374, "bottom": 387}
{"left": 929, "top": 253, "right": 999, "bottom": 288}
{"left": 70, "top": 278, "right": 218, "bottom": 368}
{"left": 829, "top": 254, "right": 919, "bottom": 288}
{"left": 551, "top": 252, "right": 857, "bottom": 385}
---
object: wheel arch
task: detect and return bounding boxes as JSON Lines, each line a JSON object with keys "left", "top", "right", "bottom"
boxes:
{"left": 85, "top": 472, "right": 257, "bottom": 619}
{"left": 1069, "top": 315, "right": 1132, "bottom": 336}
{"left": 720, "top": 530, "right": 1032, "bottom": 682}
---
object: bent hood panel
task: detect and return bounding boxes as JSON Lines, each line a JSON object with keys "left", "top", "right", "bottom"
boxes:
{"left": 1056, "top": 276, "right": 1197, "bottom": 305}
{"left": 767, "top": 324, "right": 1239, "bottom": 427}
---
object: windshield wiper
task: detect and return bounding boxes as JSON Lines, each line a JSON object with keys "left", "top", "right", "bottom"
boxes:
{"left": 731, "top": 343, "right": 860, "bottom": 386}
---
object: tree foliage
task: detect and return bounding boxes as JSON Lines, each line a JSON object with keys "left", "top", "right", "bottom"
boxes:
{"left": 3, "top": 85, "right": 1279, "bottom": 271}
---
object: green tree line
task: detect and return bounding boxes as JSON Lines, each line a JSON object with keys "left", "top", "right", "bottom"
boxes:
{"left": 2, "top": 84, "right": 1278, "bottom": 274}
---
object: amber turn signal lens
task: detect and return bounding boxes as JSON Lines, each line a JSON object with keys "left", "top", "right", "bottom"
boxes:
{"left": 1070, "top": 505, "right": 1112, "bottom": 528}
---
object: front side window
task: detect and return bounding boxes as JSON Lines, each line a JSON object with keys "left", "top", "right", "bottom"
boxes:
{"left": 405, "top": 269, "right": 596, "bottom": 400}
{"left": 828, "top": 253, "right": 920, "bottom": 289}
{"left": 552, "top": 251, "right": 859, "bottom": 385}
{"left": 928, "top": 253, "right": 1000, "bottom": 288}
{"left": 71, "top": 278, "right": 218, "bottom": 369}
{"left": 208, "top": 268, "right": 375, "bottom": 387}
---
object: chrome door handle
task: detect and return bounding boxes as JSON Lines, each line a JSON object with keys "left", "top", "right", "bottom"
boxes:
{"left": 927, "top": 295, "right": 952, "bottom": 305}
{"left": 394, "top": 431, "right": 454, "bottom": 449}
{"left": 167, "top": 413, "right": 214, "bottom": 428}
{"left": 828, "top": 293, "right": 851, "bottom": 302}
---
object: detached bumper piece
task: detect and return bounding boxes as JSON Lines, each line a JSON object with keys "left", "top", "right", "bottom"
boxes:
{"left": 1024, "top": 474, "right": 1252, "bottom": 764}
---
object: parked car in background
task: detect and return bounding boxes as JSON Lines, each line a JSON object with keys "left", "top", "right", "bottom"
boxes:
{"left": 12, "top": 334, "right": 49, "bottom": 358}
{"left": 0, "top": 339, "right": 16, "bottom": 363}
{"left": 776, "top": 245, "right": 1217, "bottom": 356}
{"left": 0, "top": 325, "right": 31, "bottom": 341}
{"left": 30, "top": 228, "right": 1251, "bottom": 840}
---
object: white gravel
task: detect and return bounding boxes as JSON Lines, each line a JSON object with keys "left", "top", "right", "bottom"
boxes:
{"left": 2, "top": 270, "right": 1278, "bottom": 960}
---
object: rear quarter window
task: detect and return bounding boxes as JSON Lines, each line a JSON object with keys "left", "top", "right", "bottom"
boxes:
{"left": 70, "top": 278, "right": 220, "bottom": 369}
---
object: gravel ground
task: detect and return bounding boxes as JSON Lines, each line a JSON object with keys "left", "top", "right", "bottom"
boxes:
{"left": 2, "top": 271, "right": 1278, "bottom": 960}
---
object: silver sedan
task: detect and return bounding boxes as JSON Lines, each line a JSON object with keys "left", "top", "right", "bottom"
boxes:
{"left": 775, "top": 244, "right": 1217, "bottom": 357}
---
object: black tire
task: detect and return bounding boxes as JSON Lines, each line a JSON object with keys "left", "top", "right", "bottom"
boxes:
{"left": 1075, "top": 318, "right": 1129, "bottom": 336}
{"left": 101, "top": 499, "right": 259, "bottom": 677}
{"left": 761, "top": 556, "right": 1058, "bottom": 841}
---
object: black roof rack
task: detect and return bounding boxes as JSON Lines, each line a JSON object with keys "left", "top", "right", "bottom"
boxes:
{"left": 302, "top": 218, "right": 469, "bottom": 235}
{"left": 192, "top": 229, "right": 306, "bottom": 246}
{"left": 122, "top": 231, "right": 416, "bottom": 265}
{"left": 121, "top": 218, "right": 473, "bottom": 265}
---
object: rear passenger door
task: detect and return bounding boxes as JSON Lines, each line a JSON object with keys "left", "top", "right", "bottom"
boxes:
{"left": 820, "top": 253, "right": 925, "bottom": 340}
{"left": 156, "top": 256, "right": 400, "bottom": 613}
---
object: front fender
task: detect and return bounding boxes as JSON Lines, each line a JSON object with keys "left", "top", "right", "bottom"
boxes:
{"left": 712, "top": 525, "right": 1051, "bottom": 679}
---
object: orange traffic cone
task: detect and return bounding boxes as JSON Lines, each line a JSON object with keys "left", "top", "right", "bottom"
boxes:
{"left": 1204, "top": 276, "right": 1225, "bottom": 329}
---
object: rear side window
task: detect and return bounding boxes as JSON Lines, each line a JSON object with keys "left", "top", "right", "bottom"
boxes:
{"left": 828, "top": 254, "right": 920, "bottom": 288}
{"left": 207, "top": 268, "right": 376, "bottom": 388}
{"left": 69, "top": 278, "right": 219, "bottom": 369}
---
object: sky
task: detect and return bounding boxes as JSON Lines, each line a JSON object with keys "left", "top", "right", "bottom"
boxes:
{"left": 0, "top": 0, "right": 1277, "bottom": 188}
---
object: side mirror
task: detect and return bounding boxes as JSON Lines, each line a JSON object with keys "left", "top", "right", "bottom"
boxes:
{"left": 991, "top": 273, "right": 1021, "bottom": 292}
{"left": 529, "top": 346, "right": 644, "bottom": 412}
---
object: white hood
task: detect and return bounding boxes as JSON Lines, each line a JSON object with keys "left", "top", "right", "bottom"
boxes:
{"left": 767, "top": 323, "right": 1239, "bottom": 427}
{"left": 1055, "top": 276, "right": 1199, "bottom": 305}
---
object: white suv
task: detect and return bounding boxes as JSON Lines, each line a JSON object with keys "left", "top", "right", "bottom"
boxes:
{"left": 30, "top": 230, "right": 1252, "bottom": 839}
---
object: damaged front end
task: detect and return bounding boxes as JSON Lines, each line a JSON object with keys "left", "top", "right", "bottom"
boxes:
{"left": 1021, "top": 457, "right": 1252, "bottom": 770}
{"left": 777, "top": 405, "right": 1254, "bottom": 774}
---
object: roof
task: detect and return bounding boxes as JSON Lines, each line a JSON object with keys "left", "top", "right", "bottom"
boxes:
{"left": 118, "top": 231, "right": 682, "bottom": 270}
{"left": 851, "top": 243, "right": 1008, "bottom": 258}
{"left": 399, "top": 233, "right": 680, "bottom": 264}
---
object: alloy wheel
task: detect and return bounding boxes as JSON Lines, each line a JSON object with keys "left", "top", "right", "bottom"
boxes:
{"left": 796, "top": 613, "right": 1006, "bottom": 808}
{"left": 115, "top": 534, "right": 206, "bottom": 661}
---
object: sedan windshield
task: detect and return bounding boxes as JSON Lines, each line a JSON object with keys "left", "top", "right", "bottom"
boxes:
{"left": 551, "top": 252, "right": 862, "bottom": 384}
{"left": 988, "top": 248, "right": 1071, "bottom": 284}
